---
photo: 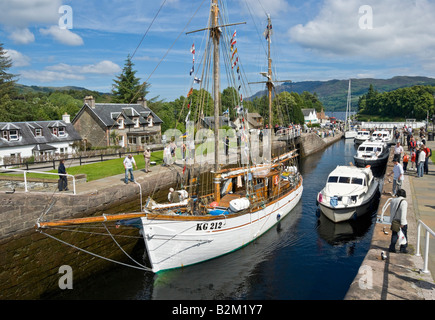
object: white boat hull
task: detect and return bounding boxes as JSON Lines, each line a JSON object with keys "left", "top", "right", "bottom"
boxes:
{"left": 141, "top": 183, "right": 303, "bottom": 273}
{"left": 344, "top": 131, "right": 357, "bottom": 139}
{"left": 318, "top": 180, "right": 379, "bottom": 223}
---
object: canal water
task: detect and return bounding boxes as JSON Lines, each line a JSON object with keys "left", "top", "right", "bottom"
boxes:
{"left": 52, "top": 138, "right": 380, "bottom": 300}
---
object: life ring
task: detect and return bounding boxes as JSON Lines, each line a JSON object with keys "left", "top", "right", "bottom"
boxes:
{"left": 274, "top": 175, "right": 279, "bottom": 185}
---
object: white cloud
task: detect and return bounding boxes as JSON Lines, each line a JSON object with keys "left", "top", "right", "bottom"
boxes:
{"left": 20, "top": 70, "right": 85, "bottom": 82}
{"left": 4, "top": 49, "right": 31, "bottom": 67}
{"left": 0, "top": 0, "right": 61, "bottom": 28}
{"left": 8, "top": 28, "right": 35, "bottom": 45}
{"left": 289, "top": 0, "right": 435, "bottom": 60}
{"left": 20, "top": 60, "right": 121, "bottom": 83}
{"left": 0, "top": 0, "right": 62, "bottom": 45}
{"left": 39, "top": 26, "right": 84, "bottom": 46}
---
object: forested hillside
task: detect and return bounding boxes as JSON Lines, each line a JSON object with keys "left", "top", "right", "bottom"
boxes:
{"left": 252, "top": 76, "right": 435, "bottom": 112}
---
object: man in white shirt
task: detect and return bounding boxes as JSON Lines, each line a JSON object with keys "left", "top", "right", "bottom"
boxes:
{"left": 417, "top": 146, "right": 426, "bottom": 178}
{"left": 388, "top": 189, "right": 408, "bottom": 253}
{"left": 123, "top": 154, "right": 137, "bottom": 184}
{"left": 388, "top": 159, "right": 404, "bottom": 196}
{"left": 393, "top": 142, "right": 403, "bottom": 162}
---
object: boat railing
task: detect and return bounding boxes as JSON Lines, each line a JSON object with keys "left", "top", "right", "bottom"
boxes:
{"left": 416, "top": 220, "right": 435, "bottom": 274}
{"left": 0, "top": 168, "right": 76, "bottom": 195}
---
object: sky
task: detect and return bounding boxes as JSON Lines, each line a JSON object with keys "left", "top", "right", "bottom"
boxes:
{"left": 2, "top": 0, "right": 435, "bottom": 103}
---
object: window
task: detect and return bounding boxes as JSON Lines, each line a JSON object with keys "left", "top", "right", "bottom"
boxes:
{"left": 147, "top": 115, "right": 153, "bottom": 127}
{"left": 35, "top": 128, "right": 42, "bottom": 137}
{"left": 9, "top": 130, "right": 19, "bottom": 141}
{"left": 2, "top": 131, "right": 8, "bottom": 140}
{"left": 128, "top": 137, "right": 137, "bottom": 145}
{"left": 58, "top": 127, "right": 65, "bottom": 136}
{"left": 338, "top": 177, "right": 350, "bottom": 184}
{"left": 351, "top": 178, "right": 364, "bottom": 185}
{"left": 327, "top": 176, "right": 339, "bottom": 183}
{"left": 52, "top": 127, "right": 58, "bottom": 136}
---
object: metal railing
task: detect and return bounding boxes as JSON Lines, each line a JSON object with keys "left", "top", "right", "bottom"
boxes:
{"left": 0, "top": 168, "right": 76, "bottom": 195}
{"left": 416, "top": 220, "right": 435, "bottom": 274}
{"left": 379, "top": 199, "right": 434, "bottom": 274}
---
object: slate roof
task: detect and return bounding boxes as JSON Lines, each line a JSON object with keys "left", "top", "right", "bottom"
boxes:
{"left": 75, "top": 103, "right": 163, "bottom": 128}
{"left": 301, "top": 108, "right": 317, "bottom": 117}
{"left": 0, "top": 121, "right": 82, "bottom": 149}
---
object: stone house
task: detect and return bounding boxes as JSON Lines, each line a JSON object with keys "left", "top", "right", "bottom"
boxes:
{"left": 72, "top": 96, "right": 163, "bottom": 150}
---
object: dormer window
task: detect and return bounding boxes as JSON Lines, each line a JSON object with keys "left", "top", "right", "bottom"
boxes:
{"left": 52, "top": 127, "right": 58, "bottom": 136}
{"left": 2, "top": 129, "right": 19, "bottom": 141}
{"left": 58, "top": 127, "right": 65, "bottom": 136}
{"left": 35, "top": 128, "right": 42, "bottom": 137}
{"left": 147, "top": 115, "right": 153, "bottom": 127}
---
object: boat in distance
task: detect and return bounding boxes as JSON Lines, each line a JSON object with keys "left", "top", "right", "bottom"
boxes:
{"left": 353, "top": 140, "right": 390, "bottom": 169}
{"left": 317, "top": 165, "right": 380, "bottom": 223}
{"left": 354, "top": 130, "right": 370, "bottom": 144}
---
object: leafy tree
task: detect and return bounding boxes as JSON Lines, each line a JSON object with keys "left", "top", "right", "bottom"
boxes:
{"left": 0, "top": 43, "right": 18, "bottom": 121}
{"left": 111, "top": 55, "right": 149, "bottom": 103}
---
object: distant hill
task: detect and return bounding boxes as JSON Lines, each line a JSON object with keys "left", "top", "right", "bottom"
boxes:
{"left": 15, "top": 84, "right": 93, "bottom": 94}
{"left": 250, "top": 76, "right": 435, "bottom": 112}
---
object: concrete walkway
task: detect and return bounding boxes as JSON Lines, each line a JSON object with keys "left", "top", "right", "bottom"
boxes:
{"left": 346, "top": 139, "right": 435, "bottom": 300}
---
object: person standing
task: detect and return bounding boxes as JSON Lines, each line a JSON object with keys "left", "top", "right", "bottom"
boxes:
{"left": 143, "top": 147, "right": 151, "bottom": 173}
{"left": 388, "top": 159, "right": 404, "bottom": 196}
{"left": 393, "top": 142, "right": 403, "bottom": 162}
{"left": 58, "top": 159, "right": 68, "bottom": 191}
{"left": 417, "top": 146, "right": 426, "bottom": 178}
{"left": 388, "top": 189, "right": 408, "bottom": 253}
{"left": 423, "top": 144, "right": 432, "bottom": 175}
{"left": 123, "top": 154, "right": 137, "bottom": 184}
{"left": 402, "top": 152, "right": 409, "bottom": 172}
{"left": 410, "top": 150, "right": 416, "bottom": 171}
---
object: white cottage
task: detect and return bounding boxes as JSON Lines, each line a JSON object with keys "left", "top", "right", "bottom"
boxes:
{"left": 302, "top": 108, "right": 319, "bottom": 124}
{"left": 0, "top": 114, "right": 81, "bottom": 166}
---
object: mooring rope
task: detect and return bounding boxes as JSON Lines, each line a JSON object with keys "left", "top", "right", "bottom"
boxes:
{"left": 38, "top": 229, "right": 153, "bottom": 272}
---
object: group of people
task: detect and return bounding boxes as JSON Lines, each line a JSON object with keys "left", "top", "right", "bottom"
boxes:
{"left": 386, "top": 126, "right": 432, "bottom": 255}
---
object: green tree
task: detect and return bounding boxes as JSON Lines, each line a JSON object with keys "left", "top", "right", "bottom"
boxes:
{"left": 111, "top": 55, "right": 149, "bottom": 103}
{"left": 0, "top": 43, "right": 18, "bottom": 121}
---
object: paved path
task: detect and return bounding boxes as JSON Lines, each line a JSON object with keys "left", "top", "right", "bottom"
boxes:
{"left": 346, "top": 139, "right": 435, "bottom": 300}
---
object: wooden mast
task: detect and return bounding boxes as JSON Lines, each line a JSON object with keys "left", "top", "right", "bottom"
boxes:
{"left": 212, "top": 0, "right": 221, "bottom": 203}
{"left": 266, "top": 15, "right": 273, "bottom": 133}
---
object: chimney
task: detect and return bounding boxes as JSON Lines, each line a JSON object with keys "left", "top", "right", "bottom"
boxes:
{"left": 137, "top": 97, "right": 147, "bottom": 108}
{"left": 62, "top": 113, "right": 71, "bottom": 123}
{"left": 84, "top": 95, "right": 95, "bottom": 108}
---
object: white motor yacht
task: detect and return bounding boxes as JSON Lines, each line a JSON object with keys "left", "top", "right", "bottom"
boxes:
{"left": 317, "top": 165, "right": 379, "bottom": 223}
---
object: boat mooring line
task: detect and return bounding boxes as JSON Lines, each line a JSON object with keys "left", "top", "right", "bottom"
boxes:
{"left": 37, "top": 229, "right": 153, "bottom": 272}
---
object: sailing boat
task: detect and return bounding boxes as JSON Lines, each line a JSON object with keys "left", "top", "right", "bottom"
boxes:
{"left": 344, "top": 80, "right": 356, "bottom": 139}
{"left": 36, "top": 1, "right": 303, "bottom": 273}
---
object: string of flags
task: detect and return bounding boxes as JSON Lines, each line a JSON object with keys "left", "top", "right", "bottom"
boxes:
{"left": 263, "top": 20, "right": 273, "bottom": 40}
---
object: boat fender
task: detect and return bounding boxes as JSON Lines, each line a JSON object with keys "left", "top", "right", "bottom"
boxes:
{"left": 318, "top": 192, "right": 323, "bottom": 203}
{"left": 274, "top": 175, "right": 279, "bottom": 185}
